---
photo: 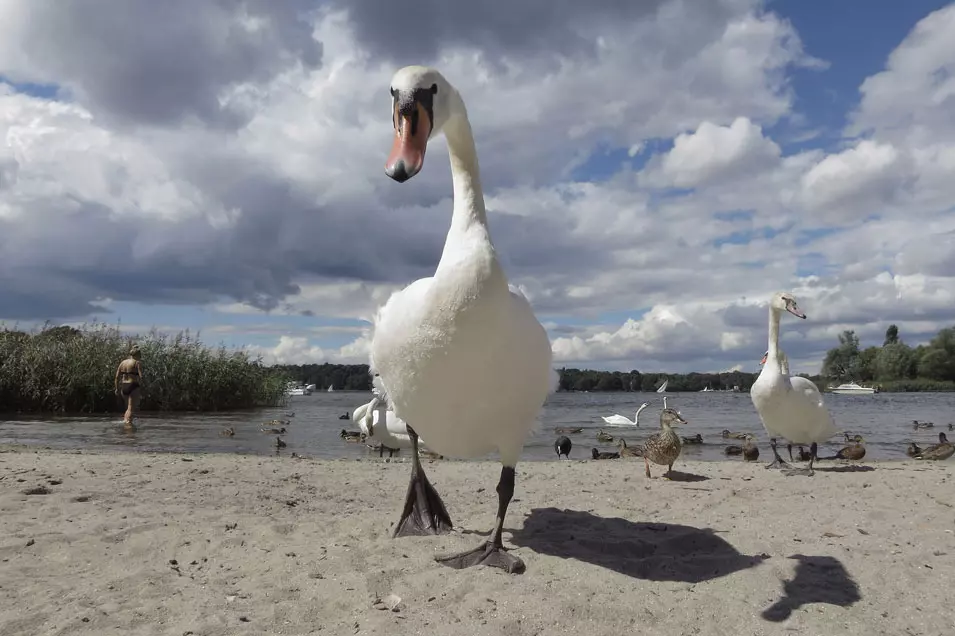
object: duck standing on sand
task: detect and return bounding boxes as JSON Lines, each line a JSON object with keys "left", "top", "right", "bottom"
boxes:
{"left": 555, "top": 436, "right": 572, "bottom": 459}
{"left": 642, "top": 407, "right": 689, "bottom": 478}
{"left": 370, "top": 66, "right": 557, "bottom": 574}
{"left": 821, "top": 433, "right": 866, "bottom": 461}
{"left": 914, "top": 432, "right": 954, "bottom": 461}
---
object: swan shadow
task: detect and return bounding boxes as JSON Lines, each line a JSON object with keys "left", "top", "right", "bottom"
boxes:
{"left": 813, "top": 465, "right": 876, "bottom": 473}
{"left": 762, "top": 554, "right": 860, "bottom": 622}
{"left": 661, "top": 470, "right": 708, "bottom": 482}
{"left": 510, "top": 507, "right": 766, "bottom": 582}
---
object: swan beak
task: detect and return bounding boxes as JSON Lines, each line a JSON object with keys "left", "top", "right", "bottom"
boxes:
{"left": 385, "top": 103, "right": 431, "bottom": 183}
{"left": 759, "top": 352, "right": 768, "bottom": 365}
{"left": 787, "top": 305, "right": 807, "bottom": 319}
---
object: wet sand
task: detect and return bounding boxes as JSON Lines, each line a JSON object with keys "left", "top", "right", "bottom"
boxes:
{"left": 1, "top": 446, "right": 952, "bottom": 635}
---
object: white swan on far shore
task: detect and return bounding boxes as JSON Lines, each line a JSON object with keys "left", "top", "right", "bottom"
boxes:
{"left": 601, "top": 401, "right": 650, "bottom": 427}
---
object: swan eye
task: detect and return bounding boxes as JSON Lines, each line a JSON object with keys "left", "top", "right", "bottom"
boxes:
{"left": 431, "top": 83, "right": 438, "bottom": 94}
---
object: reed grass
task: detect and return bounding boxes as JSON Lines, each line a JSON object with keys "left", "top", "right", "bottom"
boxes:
{"left": 0, "top": 322, "right": 290, "bottom": 414}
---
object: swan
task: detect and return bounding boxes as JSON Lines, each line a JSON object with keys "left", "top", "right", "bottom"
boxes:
{"left": 353, "top": 397, "right": 415, "bottom": 458}
{"left": 370, "top": 66, "right": 556, "bottom": 574}
{"left": 751, "top": 292, "right": 836, "bottom": 475}
{"left": 601, "top": 401, "right": 650, "bottom": 427}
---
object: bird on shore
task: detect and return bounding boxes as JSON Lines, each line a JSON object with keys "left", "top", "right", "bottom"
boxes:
{"left": 592, "top": 448, "right": 620, "bottom": 460}
{"left": 616, "top": 438, "right": 642, "bottom": 457}
{"left": 602, "top": 401, "right": 651, "bottom": 427}
{"left": 742, "top": 436, "right": 760, "bottom": 461}
{"left": 554, "top": 436, "right": 572, "bottom": 459}
{"left": 906, "top": 442, "right": 922, "bottom": 457}
{"left": 751, "top": 293, "right": 836, "bottom": 476}
{"left": 793, "top": 446, "right": 813, "bottom": 461}
{"left": 914, "top": 432, "right": 954, "bottom": 461}
{"left": 821, "top": 433, "right": 866, "bottom": 461}
{"left": 642, "top": 407, "right": 689, "bottom": 478}
{"left": 369, "top": 66, "right": 556, "bottom": 574}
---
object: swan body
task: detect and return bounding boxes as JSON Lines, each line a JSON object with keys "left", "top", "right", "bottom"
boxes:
{"left": 369, "top": 66, "right": 555, "bottom": 573}
{"left": 602, "top": 401, "right": 650, "bottom": 427}
{"left": 751, "top": 293, "right": 836, "bottom": 473}
{"left": 353, "top": 397, "right": 415, "bottom": 452}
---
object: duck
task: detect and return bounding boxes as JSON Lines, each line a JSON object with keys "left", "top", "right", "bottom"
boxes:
{"left": 751, "top": 292, "right": 837, "bottom": 476}
{"left": 592, "top": 448, "right": 620, "bottom": 460}
{"left": 616, "top": 438, "right": 642, "bottom": 458}
{"left": 339, "top": 412, "right": 350, "bottom": 420}
{"left": 642, "top": 407, "right": 689, "bottom": 478}
{"left": 721, "top": 429, "right": 749, "bottom": 440}
{"left": 265, "top": 419, "right": 289, "bottom": 427}
{"left": 793, "top": 445, "right": 813, "bottom": 461}
{"left": 219, "top": 427, "right": 235, "bottom": 437}
{"left": 681, "top": 433, "right": 703, "bottom": 445}
{"left": 822, "top": 434, "right": 866, "bottom": 461}
{"left": 949, "top": 423, "right": 953, "bottom": 431}
{"left": 724, "top": 445, "right": 743, "bottom": 456}
{"left": 369, "top": 66, "right": 556, "bottom": 574}
{"left": 339, "top": 429, "right": 366, "bottom": 443}
{"left": 596, "top": 429, "right": 614, "bottom": 443}
{"left": 742, "top": 436, "right": 759, "bottom": 461}
{"left": 353, "top": 395, "right": 418, "bottom": 458}
{"left": 554, "top": 426, "right": 583, "bottom": 435}
{"left": 913, "top": 420, "right": 934, "bottom": 429}
{"left": 554, "top": 436, "right": 572, "bottom": 459}
{"left": 284, "top": 412, "right": 295, "bottom": 418}
{"left": 275, "top": 437, "right": 286, "bottom": 449}
{"left": 905, "top": 442, "right": 922, "bottom": 458}
{"left": 418, "top": 448, "right": 445, "bottom": 460}
{"left": 261, "top": 427, "right": 287, "bottom": 434}
{"left": 601, "top": 401, "right": 651, "bottom": 427}
{"left": 914, "top": 432, "right": 954, "bottom": 461}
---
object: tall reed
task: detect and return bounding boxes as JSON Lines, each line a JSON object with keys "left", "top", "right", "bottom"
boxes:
{"left": 0, "top": 322, "right": 290, "bottom": 414}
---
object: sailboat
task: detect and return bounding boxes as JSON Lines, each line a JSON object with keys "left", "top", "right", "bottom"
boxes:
{"left": 656, "top": 379, "right": 668, "bottom": 393}
{"left": 327, "top": 384, "right": 334, "bottom": 392}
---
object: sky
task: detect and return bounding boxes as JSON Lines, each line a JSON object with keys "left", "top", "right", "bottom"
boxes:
{"left": 1, "top": 0, "right": 954, "bottom": 375}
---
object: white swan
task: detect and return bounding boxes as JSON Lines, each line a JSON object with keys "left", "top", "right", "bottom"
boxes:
{"left": 353, "top": 397, "right": 414, "bottom": 457}
{"left": 751, "top": 292, "right": 836, "bottom": 475}
{"left": 602, "top": 401, "right": 650, "bottom": 427}
{"left": 370, "top": 66, "right": 556, "bottom": 574}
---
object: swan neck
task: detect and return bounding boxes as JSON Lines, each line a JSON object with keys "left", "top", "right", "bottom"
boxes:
{"left": 443, "top": 94, "right": 487, "bottom": 231}
{"left": 767, "top": 307, "right": 781, "bottom": 363}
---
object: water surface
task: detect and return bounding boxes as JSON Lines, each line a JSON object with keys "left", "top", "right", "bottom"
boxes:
{"left": 1, "top": 391, "right": 952, "bottom": 461}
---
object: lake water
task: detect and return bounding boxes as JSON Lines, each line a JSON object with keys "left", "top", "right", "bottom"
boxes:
{"left": 1, "top": 391, "right": 952, "bottom": 462}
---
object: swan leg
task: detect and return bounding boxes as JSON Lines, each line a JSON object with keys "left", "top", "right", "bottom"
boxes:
{"left": 435, "top": 466, "right": 525, "bottom": 574}
{"left": 393, "top": 427, "right": 453, "bottom": 538}
{"left": 765, "top": 438, "right": 792, "bottom": 470}
{"left": 787, "top": 444, "right": 794, "bottom": 462}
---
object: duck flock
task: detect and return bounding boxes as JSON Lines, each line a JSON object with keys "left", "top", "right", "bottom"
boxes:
{"left": 262, "top": 65, "right": 954, "bottom": 575}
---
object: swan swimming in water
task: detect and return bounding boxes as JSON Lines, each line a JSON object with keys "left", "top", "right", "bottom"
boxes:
{"left": 370, "top": 66, "right": 556, "bottom": 574}
{"left": 601, "top": 401, "right": 650, "bottom": 427}
{"left": 751, "top": 292, "right": 836, "bottom": 476}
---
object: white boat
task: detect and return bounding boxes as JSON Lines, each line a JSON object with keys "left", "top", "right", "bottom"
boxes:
{"left": 327, "top": 384, "right": 334, "bottom": 392}
{"left": 656, "top": 380, "right": 668, "bottom": 393}
{"left": 829, "top": 382, "right": 878, "bottom": 395}
{"left": 285, "top": 382, "right": 313, "bottom": 396}
{"left": 699, "top": 385, "right": 714, "bottom": 392}
{"left": 305, "top": 384, "right": 317, "bottom": 392}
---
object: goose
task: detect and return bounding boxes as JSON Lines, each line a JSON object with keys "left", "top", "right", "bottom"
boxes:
{"left": 914, "top": 432, "right": 954, "bottom": 461}
{"left": 554, "top": 436, "right": 572, "bottom": 459}
{"left": 592, "top": 448, "right": 620, "bottom": 460}
{"left": 642, "top": 407, "right": 689, "bottom": 478}
{"left": 601, "top": 402, "right": 651, "bottom": 427}
{"left": 751, "top": 293, "right": 836, "bottom": 476}
{"left": 369, "top": 66, "right": 556, "bottom": 574}
{"left": 353, "top": 396, "right": 417, "bottom": 458}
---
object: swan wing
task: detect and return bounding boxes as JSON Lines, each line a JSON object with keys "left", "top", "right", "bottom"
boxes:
{"left": 602, "top": 415, "right": 635, "bottom": 426}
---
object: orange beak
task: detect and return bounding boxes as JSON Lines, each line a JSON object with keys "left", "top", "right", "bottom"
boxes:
{"left": 385, "top": 102, "right": 431, "bottom": 183}
{"left": 759, "top": 352, "right": 768, "bottom": 365}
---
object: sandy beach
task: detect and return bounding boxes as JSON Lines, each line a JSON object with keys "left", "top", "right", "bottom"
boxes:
{"left": 1, "top": 447, "right": 952, "bottom": 636}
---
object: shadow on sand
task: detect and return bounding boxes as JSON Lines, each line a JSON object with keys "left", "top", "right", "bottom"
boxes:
{"left": 813, "top": 465, "right": 876, "bottom": 473}
{"left": 510, "top": 507, "right": 766, "bottom": 582}
{"left": 659, "top": 470, "right": 709, "bottom": 482}
{"left": 762, "top": 554, "right": 860, "bottom": 621}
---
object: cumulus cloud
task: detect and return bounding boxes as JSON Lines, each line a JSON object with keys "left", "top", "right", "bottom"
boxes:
{"left": 0, "top": 0, "right": 953, "bottom": 374}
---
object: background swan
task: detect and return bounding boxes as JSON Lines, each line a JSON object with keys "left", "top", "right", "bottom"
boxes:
{"left": 353, "top": 397, "right": 415, "bottom": 457}
{"left": 751, "top": 292, "right": 836, "bottom": 475}
{"left": 602, "top": 401, "right": 650, "bottom": 427}
{"left": 370, "top": 66, "right": 556, "bottom": 574}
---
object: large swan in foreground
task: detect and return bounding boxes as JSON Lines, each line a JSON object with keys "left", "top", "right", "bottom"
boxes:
{"left": 751, "top": 292, "right": 836, "bottom": 475}
{"left": 601, "top": 401, "right": 650, "bottom": 427}
{"left": 370, "top": 66, "right": 556, "bottom": 573}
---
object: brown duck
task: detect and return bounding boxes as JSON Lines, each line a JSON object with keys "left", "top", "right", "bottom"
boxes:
{"left": 262, "top": 427, "right": 287, "bottom": 434}
{"left": 821, "top": 433, "right": 866, "bottom": 461}
{"left": 721, "top": 429, "right": 749, "bottom": 440}
{"left": 592, "top": 448, "right": 620, "bottom": 460}
{"left": 616, "top": 438, "right": 642, "bottom": 457}
{"left": 340, "top": 429, "right": 366, "bottom": 442}
{"left": 642, "top": 407, "right": 689, "bottom": 478}
{"left": 681, "top": 433, "right": 703, "bottom": 445}
{"left": 219, "top": 427, "right": 235, "bottom": 437}
{"left": 742, "top": 436, "right": 759, "bottom": 461}
{"left": 914, "top": 432, "right": 954, "bottom": 461}
{"left": 906, "top": 442, "right": 922, "bottom": 458}
{"left": 793, "top": 445, "right": 812, "bottom": 461}
{"left": 596, "top": 429, "right": 614, "bottom": 443}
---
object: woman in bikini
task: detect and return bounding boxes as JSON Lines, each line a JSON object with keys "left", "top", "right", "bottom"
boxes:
{"left": 114, "top": 345, "right": 144, "bottom": 429}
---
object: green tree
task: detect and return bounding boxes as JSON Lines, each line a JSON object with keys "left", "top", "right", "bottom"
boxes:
{"left": 856, "top": 346, "right": 880, "bottom": 382}
{"left": 883, "top": 324, "right": 899, "bottom": 346}
{"left": 821, "top": 330, "right": 861, "bottom": 381}
{"left": 876, "top": 342, "right": 917, "bottom": 381}
{"left": 918, "top": 327, "right": 955, "bottom": 381}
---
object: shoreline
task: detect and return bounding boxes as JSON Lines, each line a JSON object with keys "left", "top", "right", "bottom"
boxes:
{"left": 2, "top": 448, "right": 953, "bottom": 635}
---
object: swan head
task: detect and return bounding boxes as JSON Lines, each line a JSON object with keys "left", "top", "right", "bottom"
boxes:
{"left": 770, "top": 292, "right": 806, "bottom": 319}
{"left": 385, "top": 66, "right": 457, "bottom": 183}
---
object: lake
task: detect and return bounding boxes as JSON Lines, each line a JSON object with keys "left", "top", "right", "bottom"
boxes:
{"left": 2, "top": 390, "right": 952, "bottom": 462}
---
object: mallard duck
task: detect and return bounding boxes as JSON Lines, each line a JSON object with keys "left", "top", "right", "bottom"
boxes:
{"left": 642, "top": 407, "right": 689, "bottom": 478}
{"left": 681, "top": 433, "right": 703, "bottom": 445}
{"left": 262, "top": 427, "right": 287, "bottom": 434}
{"left": 555, "top": 426, "right": 583, "bottom": 434}
{"left": 906, "top": 442, "right": 922, "bottom": 457}
{"left": 418, "top": 448, "right": 444, "bottom": 460}
{"left": 742, "top": 436, "right": 759, "bottom": 461}
{"left": 265, "top": 419, "right": 290, "bottom": 427}
{"left": 823, "top": 435, "right": 866, "bottom": 461}
{"left": 340, "top": 429, "right": 365, "bottom": 443}
{"left": 843, "top": 432, "right": 864, "bottom": 443}
{"left": 219, "top": 427, "right": 235, "bottom": 437}
{"left": 914, "top": 432, "right": 954, "bottom": 461}
{"left": 794, "top": 445, "right": 812, "bottom": 461}
{"left": 912, "top": 420, "right": 934, "bottom": 430}
{"left": 596, "top": 429, "right": 614, "bottom": 443}
{"left": 592, "top": 448, "right": 620, "bottom": 460}
{"left": 554, "top": 436, "right": 572, "bottom": 459}
{"left": 275, "top": 437, "right": 287, "bottom": 449}
{"left": 616, "top": 438, "right": 642, "bottom": 458}
{"left": 339, "top": 412, "right": 350, "bottom": 420}
{"left": 721, "top": 429, "right": 749, "bottom": 440}
{"left": 724, "top": 445, "right": 743, "bottom": 456}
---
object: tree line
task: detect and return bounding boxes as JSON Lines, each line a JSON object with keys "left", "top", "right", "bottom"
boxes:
{"left": 821, "top": 324, "right": 955, "bottom": 391}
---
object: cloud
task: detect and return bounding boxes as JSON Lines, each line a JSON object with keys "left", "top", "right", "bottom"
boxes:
{"left": 0, "top": 1, "right": 953, "bottom": 375}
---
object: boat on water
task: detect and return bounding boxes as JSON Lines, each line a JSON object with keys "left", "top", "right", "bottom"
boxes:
{"left": 656, "top": 380, "right": 668, "bottom": 393}
{"left": 327, "top": 384, "right": 334, "bottom": 392}
{"left": 286, "top": 382, "right": 313, "bottom": 397}
{"left": 829, "top": 382, "right": 878, "bottom": 395}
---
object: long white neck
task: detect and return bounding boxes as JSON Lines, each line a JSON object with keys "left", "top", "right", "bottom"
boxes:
{"left": 442, "top": 90, "right": 488, "bottom": 233}
{"left": 767, "top": 307, "right": 782, "bottom": 369}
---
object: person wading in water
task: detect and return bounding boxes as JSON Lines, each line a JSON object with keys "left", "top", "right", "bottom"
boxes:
{"left": 114, "top": 345, "right": 144, "bottom": 429}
